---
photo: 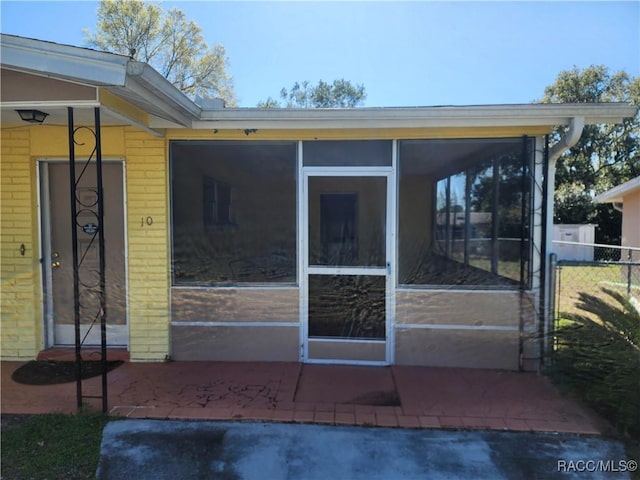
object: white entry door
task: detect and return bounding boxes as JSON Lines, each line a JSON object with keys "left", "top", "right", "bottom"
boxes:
{"left": 302, "top": 169, "right": 394, "bottom": 365}
{"left": 41, "top": 161, "right": 128, "bottom": 346}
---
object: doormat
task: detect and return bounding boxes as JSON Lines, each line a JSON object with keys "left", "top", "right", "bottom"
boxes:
{"left": 11, "top": 360, "right": 124, "bottom": 385}
{"left": 294, "top": 365, "right": 401, "bottom": 406}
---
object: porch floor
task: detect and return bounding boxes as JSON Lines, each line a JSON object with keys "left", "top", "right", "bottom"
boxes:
{"left": 1, "top": 356, "right": 612, "bottom": 435}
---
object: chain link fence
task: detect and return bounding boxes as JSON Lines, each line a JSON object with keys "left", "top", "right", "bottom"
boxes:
{"left": 548, "top": 242, "right": 640, "bottom": 437}
{"left": 552, "top": 242, "right": 640, "bottom": 325}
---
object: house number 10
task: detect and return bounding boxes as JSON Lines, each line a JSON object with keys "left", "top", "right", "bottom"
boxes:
{"left": 141, "top": 216, "right": 153, "bottom": 227}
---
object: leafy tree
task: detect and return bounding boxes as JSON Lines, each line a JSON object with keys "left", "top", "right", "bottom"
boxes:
{"left": 85, "top": 0, "right": 235, "bottom": 104}
{"left": 540, "top": 65, "right": 640, "bottom": 244}
{"left": 258, "top": 79, "right": 366, "bottom": 108}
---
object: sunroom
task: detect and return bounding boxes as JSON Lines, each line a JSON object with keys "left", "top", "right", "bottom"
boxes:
{"left": 169, "top": 136, "right": 539, "bottom": 369}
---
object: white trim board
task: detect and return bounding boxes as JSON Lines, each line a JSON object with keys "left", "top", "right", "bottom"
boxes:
{"left": 171, "top": 322, "right": 298, "bottom": 328}
{"left": 395, "top": 324, "right": 519, "bottom": 331}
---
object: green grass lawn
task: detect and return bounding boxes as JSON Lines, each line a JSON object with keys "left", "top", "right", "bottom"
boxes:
{"left": 555, "top": 264, "right": 637, "bottom": 319}
{"left": 1, "top": 412, "right": 112, "bottom": 480}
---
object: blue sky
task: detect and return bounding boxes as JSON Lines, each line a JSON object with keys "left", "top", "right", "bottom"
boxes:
{"left": 1, "top": 1, "right": 638, "bottom": 107}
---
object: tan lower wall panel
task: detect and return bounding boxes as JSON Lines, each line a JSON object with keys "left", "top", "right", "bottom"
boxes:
{"left": 171, "top": 288, "right": 299, "bottom": 323}
{"left": 171, "top": 325, "right": 299, "bottom": 361}
{"left": 396, "top": 290, "right": 536, "bottom": 328}
{"left": 307, "top": 340, "right": 386, "bottom": 362}
{"left": 395, "top": 328, "right": 519, "bottom": 370}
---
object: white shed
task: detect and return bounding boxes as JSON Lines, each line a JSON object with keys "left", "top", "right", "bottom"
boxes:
{"left": 553, "top": 224, "right": 597, "bottom": 261}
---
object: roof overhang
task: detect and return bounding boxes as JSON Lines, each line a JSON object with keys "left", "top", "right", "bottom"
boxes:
{"left": 0, "top": 34, "right": 199, "bottom": 131}
{"left": 193, "top": 103, "right": 638, "bottom": 131}
{"left": 0, "top": 34, "right": 128, "bottom": 85}
{"left": 594, "top": 176, "right": 640, "bottom": 203}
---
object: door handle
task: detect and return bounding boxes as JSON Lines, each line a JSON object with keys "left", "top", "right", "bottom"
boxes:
{"left": 51, "top": 252, "right": 61, "bottom": 269}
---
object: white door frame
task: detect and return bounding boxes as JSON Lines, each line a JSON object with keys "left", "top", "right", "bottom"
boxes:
{"left": 38, "top": 159, "right": 129, "bottom": 348}
{"left": 299, "top": 160, "right": 397, "bottom": 365}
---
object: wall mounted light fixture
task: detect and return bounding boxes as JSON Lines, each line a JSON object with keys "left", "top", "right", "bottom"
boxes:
{"left": 16, "top": 109, "right": 49, "bottom": 124}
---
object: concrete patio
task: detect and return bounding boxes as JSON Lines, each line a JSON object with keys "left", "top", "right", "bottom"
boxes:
{"left": 1, "top": 350, "right": 612, "bottom": 436}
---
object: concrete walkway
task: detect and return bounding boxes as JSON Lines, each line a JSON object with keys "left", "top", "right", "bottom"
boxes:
{"left": 1, "top": 358, "right": 611, "bottom": 435}
{"left": 96, "top": 420, "right": 632, "bottom": 480}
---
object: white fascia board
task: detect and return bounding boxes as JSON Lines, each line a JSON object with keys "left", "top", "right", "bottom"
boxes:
{"left": 0, "top": 34, "right": 128, "bottom": 86}
{"left": 594, "top": 176, "right": 640, "bottom": 203}
{"left": 193, "top": 103, "right": 638, "bottom": 130}
{"left": 1, "top": 100, "right": 100, "bottom": 109}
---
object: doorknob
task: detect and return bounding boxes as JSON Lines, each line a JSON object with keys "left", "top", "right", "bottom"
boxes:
{"left": 51, "top": 252, "right": 61, "bottom": 269}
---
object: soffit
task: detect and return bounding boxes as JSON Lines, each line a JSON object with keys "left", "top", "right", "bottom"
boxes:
{"left": 1, "top": 69, "right": 97, "bottom": 102}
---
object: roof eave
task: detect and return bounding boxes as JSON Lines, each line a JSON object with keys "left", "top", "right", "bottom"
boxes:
{"left": 119, "top": 62, "right": 200, "bottom": 127}
{"left": 0, "top": 33, "right": 129, "bottom": 86}
{"left": 194, "top": 103, "right": 638, "bottom": 130}
{"left": 594, "top": 176, "right": 640, "bottom": 203}
{"left": 0, "top": 34, "right": 200, "bottom": 128}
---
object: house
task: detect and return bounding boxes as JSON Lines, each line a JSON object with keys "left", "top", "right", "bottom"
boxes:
{"left": 594, "top": 176, "right": 640, "bottom": 258}
{"left": 1, "top": 34, "right": 637, "bottom": 370}
{"left": 595, "top": 176, "right": 640, "bottom": 292}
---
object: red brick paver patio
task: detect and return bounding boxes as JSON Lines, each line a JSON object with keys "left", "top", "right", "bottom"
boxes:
{"left": 1, "top": 354, "right": 612, "bottom": 435}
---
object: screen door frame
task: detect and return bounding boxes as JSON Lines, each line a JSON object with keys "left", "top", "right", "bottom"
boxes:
{"left": 300, "top": 156, "right": 396, "bottom": 365}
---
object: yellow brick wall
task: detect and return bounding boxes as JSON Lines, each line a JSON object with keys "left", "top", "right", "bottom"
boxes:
{"left": 0, "top": 126, "right": 41, "bottom": 359}
{"left": 1, "top": 124, "right": 171, "bottom": 361}
{"left": 123, "top": 128, "right": 170, "bottom": 361}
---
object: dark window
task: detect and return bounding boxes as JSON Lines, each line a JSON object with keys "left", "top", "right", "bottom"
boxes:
{"left": 171, "top": 141, "right": 297, "bottom": 285}
{"left": 308, "top": 176, "right": 386, "bottom": 267}
{"left": 320, "top": 193, "right": 358, "bottom": 265}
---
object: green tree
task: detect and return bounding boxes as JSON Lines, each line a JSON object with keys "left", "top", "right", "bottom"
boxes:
{"left": 258, "top": 79, "right": 366, "bottom": 108}
{"left": 540, "top": 65, "right": 640, "bottom": 244}
{"left": 85, "top": 0, "right": 236, "bottom": 104}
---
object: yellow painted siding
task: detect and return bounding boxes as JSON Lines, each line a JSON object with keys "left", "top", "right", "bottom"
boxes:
{"left": 0, "top": 126, "right": 41, "bottom": 359}
{"left": 30, "top": 126, "right": 125, "bottom": 158}
{"left": 124, "top": 127, "right": 170, "bottom": 361}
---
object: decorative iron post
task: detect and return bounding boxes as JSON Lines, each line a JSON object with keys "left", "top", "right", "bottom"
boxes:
{"left": 67, "top": 107, "right": 82, "bottom": 410}
{"left": 67, "top": 106, "right": 108, "bottom": 413}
